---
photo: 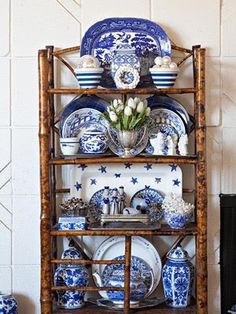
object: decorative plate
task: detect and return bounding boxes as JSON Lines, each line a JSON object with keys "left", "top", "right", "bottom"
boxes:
{"left": 70, "top": 163, "right": 182, "bottom": 205}
{"left": 80, "top": 17, "right": 171, "bottom": 87}
{"left": 101, "top": 255, "right": 153, "bottom": 297}
{"left": 92, "top": 236, "right": 162, "bottom": 298}
{"left": 59, "top": 95, "right": 109, "bottom": 137}
{"left": 147, "top": 95, "right": 192, "bottom": 133}
{"left": 130, "top": 188, "right": 165, "bottom": 221}
{"left": 95, "top": 298, "right": 165, "bottom": 310}
{"left": 107, "top": 125, "right": 149, "bottom": 157}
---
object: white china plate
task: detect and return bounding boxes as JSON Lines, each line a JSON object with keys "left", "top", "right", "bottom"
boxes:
{"left": 92, "top": 236, "right": 162, "bottom": 298}
{"left": 70, "top": 163, "right": 182, "bottom": 203}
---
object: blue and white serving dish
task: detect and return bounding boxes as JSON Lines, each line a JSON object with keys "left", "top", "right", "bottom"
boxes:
{"left": 80, "top": 17, "right": 171, "bottom": 87}
{"left": 0, "top": 294, "right": 18, "bottom": 314}
{"left": 70, "top": 163, "right": 182, "bottom": 207}
{"left": 57, "top": 217, "right": 87, "bottom": 230}
{"left": 54, "top": 247, "right": 89, "bottom": 309}
{"left": 92, "top": 236, "right": 162, "bottom": 299}
{"left": 59, "top": 95, "right": 108, "bottom": 138}
{"left": 162, "top": 246, "right": 194, "bottom": 308}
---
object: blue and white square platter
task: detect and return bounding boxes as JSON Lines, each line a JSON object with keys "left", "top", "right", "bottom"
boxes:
{"left": 70, "top": 163, "right": 182, "bottom": 206}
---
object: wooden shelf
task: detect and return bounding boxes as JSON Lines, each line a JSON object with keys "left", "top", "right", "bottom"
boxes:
{"left": 53, "top": 302, "right": 196, "bottom": 313}
{"left": 48, "top": 87, "right": 197, "bottom": 95}
{"left": 51, "top": 223, "right": 198, "bottom": 237}
{"left": 50, "top": 155, "right": 198, "bottom": 165}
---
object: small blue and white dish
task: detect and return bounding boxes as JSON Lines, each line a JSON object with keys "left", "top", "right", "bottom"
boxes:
{"left": 164, "top": 211, "right": 193, "bottom": 229}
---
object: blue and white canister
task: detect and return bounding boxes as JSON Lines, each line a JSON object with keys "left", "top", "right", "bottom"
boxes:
{"left": 0, "top": 294, "right": 18, "bottom": 314}
{"left": 54, "top": 247, "right": 89, "bottom": 309}
{"left": 162, "top": 245, "right": 194, "bottom": 308}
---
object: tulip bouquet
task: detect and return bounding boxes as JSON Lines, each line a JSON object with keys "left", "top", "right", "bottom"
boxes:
{"left": 103, "top": 97, "right": 151, "bottom": 131}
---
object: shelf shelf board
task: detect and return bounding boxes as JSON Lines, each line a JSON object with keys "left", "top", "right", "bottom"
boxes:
{"left": 53, "top": 302, "right": 196, "bottom": 313}
{"left": 48, "top": 87, "right": 197, "bottom": 95}
{"left": 51, "top": 223, "right": 198, "bottom": 237}
{"left": 49, "top": 155, "right": 198, "bottom": 165}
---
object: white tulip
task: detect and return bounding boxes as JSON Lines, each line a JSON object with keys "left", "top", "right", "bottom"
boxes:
{"left": 116, "top": 104, "right": 124, "bottom": 112}
{"left": 145, "top": 107, "right": 151, "bottom": 116}
{"left": 113, "top": 99, "right": 118, "bottom": 108}
{"left": 118, "top": 99, "right": 123, "bottom": 105}
{"left": 137, "top": 101, "right": 144, "bottom": 113}
{"left": 124, "top": 106, "right": 132, "bottom": 116}
{"left": 134, "top": 97, "right": 141, "bottom": 105}
{"left": 109, "top": 111, "right": 118, "bottom": 122}
{"left": 127, "top": 98, "right": 136, "bottom": 109}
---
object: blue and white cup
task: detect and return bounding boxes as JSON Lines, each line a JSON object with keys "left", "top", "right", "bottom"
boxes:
{"left": 149, "top": 67, "right": 179, "bottom": 88}
{"left": 60, "top": 137, "right": 80, "bottom": 155}
{"left": 74, "top": 67, "right": 104, "bottom": 89}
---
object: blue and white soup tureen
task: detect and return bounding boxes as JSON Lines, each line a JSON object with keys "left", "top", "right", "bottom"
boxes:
{"left": 0, "top": 294, "right": 18, "bottom": 314}
{"left": 162, "top": 245, "right": 194, "bottom": 308}
{"left": 54, "top": 247, "right": 89, "bottom": 309}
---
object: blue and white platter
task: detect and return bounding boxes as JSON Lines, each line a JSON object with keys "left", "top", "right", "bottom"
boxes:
{"left": 147, "top": 95, "right": 192, "bottom": 133}
{"left": 59, "top": 95, "right": 108, "bottom": 138}
{"left": 80, "top": 17, "right": 171, "bottom": 87}
{"left": 70, "top": 163, "right": 182, "bottom": 206}
{"left": 92, "top": 236, "right": 162, "bottom": 298}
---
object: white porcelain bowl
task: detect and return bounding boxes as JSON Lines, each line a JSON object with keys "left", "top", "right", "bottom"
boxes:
{"left": 74, "top": 67, "right": 104, "bottom": 89}
{"left": 149, "top": 67, "right": 179, "bottom": 88}
{"left": 60, "top": 137, "right": 80, "bottom": 155}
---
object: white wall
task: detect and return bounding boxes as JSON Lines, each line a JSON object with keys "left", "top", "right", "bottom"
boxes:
{"left": 0, "top": 0, "right": 232, "bottom": 313}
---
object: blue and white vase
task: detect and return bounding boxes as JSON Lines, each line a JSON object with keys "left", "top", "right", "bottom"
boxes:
{"left": 0, "top": 294, "right": 18, "bottom": 314}
{"left": 54, "top": 247, "right": 89, "bottom": 309}
{"left": 162, "top": 245, "right": 194, "bottom": 308}
{"left": 80, "top": 130, "right": 108, "bottom": 154}
{"left": 111, "top": 43, "right": 140, "bottom": 79}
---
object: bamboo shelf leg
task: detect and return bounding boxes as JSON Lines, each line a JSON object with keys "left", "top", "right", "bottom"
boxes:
{"left": 124, "top": 236, "right": 131, "bottom": 314}
{"left": 39, "top": 49, "right": 52, "bottom": 314}
{"left": 195, "top": 47, "right": 207, "bottom": 314}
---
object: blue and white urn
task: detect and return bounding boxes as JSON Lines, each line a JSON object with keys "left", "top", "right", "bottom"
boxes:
{"left": 0, "top": 294, "right": 18, "bottom": 314}
{"left": 111, "top": 43, "right": 140, "bottom": 79}
{"left": 54, "top": 247, "right": 89, "bottom": 309}
{"left": 162, "top": 245, "right": 194, "bottom": 308}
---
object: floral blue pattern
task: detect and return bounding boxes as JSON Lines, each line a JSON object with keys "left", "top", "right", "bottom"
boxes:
{"left": 0, "top": 295, "right": 17, "bottom": 314}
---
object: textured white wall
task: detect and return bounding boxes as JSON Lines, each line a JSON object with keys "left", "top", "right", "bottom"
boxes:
{"left": 0, "top": 0, "right": 231, "bottom": 313}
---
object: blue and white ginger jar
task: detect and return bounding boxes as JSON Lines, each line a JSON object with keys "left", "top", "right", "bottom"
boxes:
{"left": 111, "top": 43, "right": 140, "bottom": 78}
{"left": 80, "top": 129, "right": 108, "bottom": 154}
{"left": 0, "top": 294, "right": 17, "bottom": 314}
{"left": 54, "top": 247, "right": 89, "bottom": 309}
{"left": 162, "top": 245, "right": 194, "bottom": 308}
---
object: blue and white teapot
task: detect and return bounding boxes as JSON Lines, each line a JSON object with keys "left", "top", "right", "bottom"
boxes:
{"left": 54, "top": 247, "right": 89, "bottom": 309}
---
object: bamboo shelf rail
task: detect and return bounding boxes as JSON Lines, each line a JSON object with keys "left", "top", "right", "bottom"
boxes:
{"left": 39, "top": 43, "right": 207, "bottom": 314}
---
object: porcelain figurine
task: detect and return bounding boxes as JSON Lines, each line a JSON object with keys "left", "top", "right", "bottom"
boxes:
{"left": 150, "top": 132, "right": 165, "bottom": 155}
{"left": 102, "top": 186, "right": 110, "bottom": 215}
{"left": 178, "top": 134, "right": 188, "bottom": 156}
{"left": 0, "top": 294, "right": 18, "bottom": 314}
{"left": 162, "top": 245, "right": 194, "bottom": 308}
{"left": 167, "top": 136, "right": 175, "bottom": 155}
{"left": 54, "top": 247, "right": 89, "bottom": 309}
{"left": 118, "top": 186, "right": 125, "bottom": 214}
{"left": 110, "top": 189, "right": 119, "bottom": 215}
{"left": 93, "top": 269, "right": 149, "bottom": 305}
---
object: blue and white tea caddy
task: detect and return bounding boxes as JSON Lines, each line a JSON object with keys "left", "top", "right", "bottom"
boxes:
{"left": 162, "top": 245, "right": 194, "bottom": 308}
{"left": 0, "top": 294, "right": 18, "bottom": 314}
{"left": 111, "top": 43, "right": 140, "bottom": 78}
{"left": 54, "top": 247, "right": 89, "bottom": 309}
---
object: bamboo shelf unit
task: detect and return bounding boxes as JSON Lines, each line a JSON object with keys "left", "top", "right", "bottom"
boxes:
{"left": 39, "top": 44, "right": 207, "bottom": 314}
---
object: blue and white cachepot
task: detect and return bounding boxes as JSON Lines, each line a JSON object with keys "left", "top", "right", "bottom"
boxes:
{"left": 54, "top": 247, "right": 89, "bottom": 309}
{"left": 0, "top": 294, "right": 18, "bottom": 314}
{"left": 162, "top": 245, "right": 194, "bottom": 308}
{"left": 111, "top": 43, "right": 140, "bottom": 79}
{"left": 80, "top": 129, "right": 108, "bottom": 154}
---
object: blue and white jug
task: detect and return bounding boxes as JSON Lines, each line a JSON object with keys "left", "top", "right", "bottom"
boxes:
{"left": 54, "top": 247, "right": 89, "bottom": 309}
{"left": 162, "top": 245, "right": 194, "bottom": 308}
{"left": 0, "top": 294, "right": 18, "bottom": 314}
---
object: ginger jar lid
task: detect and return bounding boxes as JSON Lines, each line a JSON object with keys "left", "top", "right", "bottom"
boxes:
{"left": 116, "top": 43, "right": 135, "bottom": 54}
{"left": 167, "top": 245, "right": 189, "bottom": 261}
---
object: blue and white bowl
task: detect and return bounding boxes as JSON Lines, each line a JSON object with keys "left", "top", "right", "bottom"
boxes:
{"left": 75, "top": 68, "right": 104, "bottom": 89}
{"left": 150, "top": 67, "right": 179, "bottom": 88}
{"left": 164, "top": 211, "right": 192, "bottom": 229}
{"left": 0, "top": 294, "right": 18, "bottom": 314}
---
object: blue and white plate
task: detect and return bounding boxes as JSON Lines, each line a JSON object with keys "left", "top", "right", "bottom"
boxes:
{"left": 80, "top": 17, "right": 171, "bottom": 87}
{"left": 59, "top": 95, "right": 109, "bottom": 138}
{"left": 130, "top": 188, "right": 164, "bottom": 221}
{"left": 147, "top": 95, "right": 192, "bottom": 133}
{"left": 101, "top": 255, "right": 153, "bottom": 295}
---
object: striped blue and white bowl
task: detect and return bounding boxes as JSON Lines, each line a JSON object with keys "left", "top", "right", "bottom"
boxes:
{"left": 149, "top": 67, "right": 179, "bottom": 89}
{"left": 74, "top": 67, "right": 104, "bottom": 89}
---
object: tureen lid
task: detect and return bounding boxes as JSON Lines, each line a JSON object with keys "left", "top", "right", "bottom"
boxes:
{"left": 167, "top": 245, "right": 189, "bottom": 261}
